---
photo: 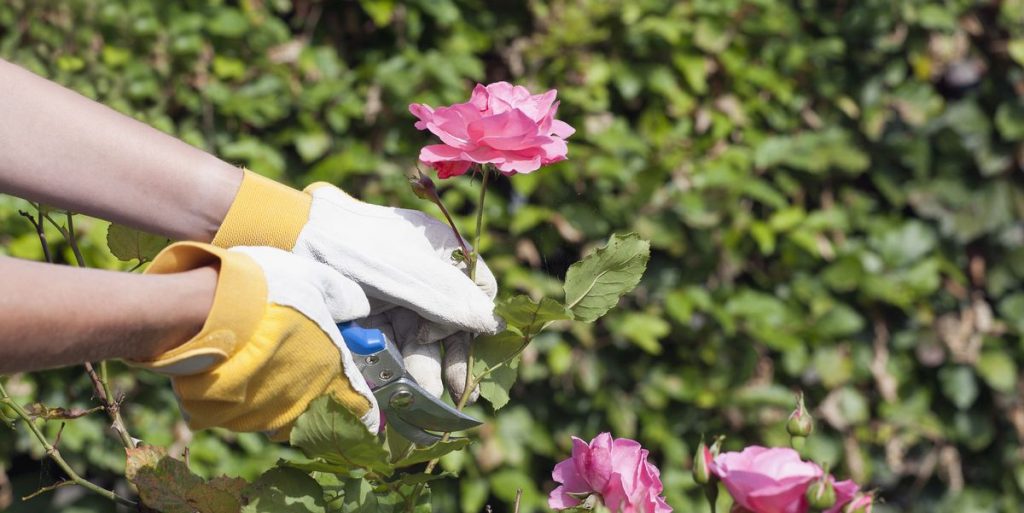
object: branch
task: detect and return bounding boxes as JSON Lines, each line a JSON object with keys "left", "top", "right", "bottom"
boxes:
{"left": 18, "top": 208, "right": 52, "bottom": 263}
{"left": 0, "top": 382, "right": 136, "bottom": 507}
{"left": 22, "top": 480, "right": 75, "bottom": 501}
{"left": 84, "top": 362, "right": 136, "bottom": 448}
{"left": 45, "top": 209, "right": 137, "bottom": 449}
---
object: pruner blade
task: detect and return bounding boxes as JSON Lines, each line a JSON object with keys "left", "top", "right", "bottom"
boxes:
{"left": 337, "top": 321, "right": 483, "bottom": 445}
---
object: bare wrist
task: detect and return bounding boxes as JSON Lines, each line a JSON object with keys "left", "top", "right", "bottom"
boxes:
{"left": 134, "top": 265, "right": 218, "bottom": 360}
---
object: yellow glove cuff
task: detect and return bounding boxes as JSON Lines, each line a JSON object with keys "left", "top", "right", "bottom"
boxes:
{"left": 135, "top": 241, "right": 371, "bottom": 439}
{"left": 138, "top": 242, "right": 266, "bottom": 374}
{"left": 212, "top": 169, "right": 311, "bottom": 250}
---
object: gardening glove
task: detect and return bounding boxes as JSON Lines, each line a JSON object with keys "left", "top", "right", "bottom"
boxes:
{"left": 135, "top": 241, "right": 378, "bottom": 440}
{"left": 211, "top": 170, "right": 500, "bottom": 398}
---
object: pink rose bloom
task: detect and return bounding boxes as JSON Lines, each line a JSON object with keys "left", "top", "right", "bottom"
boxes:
{"left": 549, "top": 432, "right": 671, "bottom": 513}
{"left": 842, "top": 493, "right": 874, "bottom": 512}
{"left": 711, "top": 446, "right": 823, "bottom": 513}
{"left": 826, "top": 478, "right": 861, "bottom": 513}
{"left": 409, "top": 81, "right": 575, "bottom": 177}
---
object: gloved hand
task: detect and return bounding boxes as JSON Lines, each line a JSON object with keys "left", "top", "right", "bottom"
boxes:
{"left": 210, "top": 170, "right": 500, "bottom": 399}
{"left": 135, "top": 241, "right": 378, "bottom": 440}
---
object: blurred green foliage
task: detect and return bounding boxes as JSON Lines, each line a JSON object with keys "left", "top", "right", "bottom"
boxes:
{"left": 2, "top": 0, "right": 1024, "bottom": 511}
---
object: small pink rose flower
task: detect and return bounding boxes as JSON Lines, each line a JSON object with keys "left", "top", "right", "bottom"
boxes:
{"left": 549, "top": 432, "right": 672, "bottom": 513}
{"left": 409, "top": 81, "right": 575, "bottom": 177}
{"left": 710, "top": 446, "right": 823, "bottom": 513}
{"left": 826, "top": 479, "right": 861, "bottom": 513}
{"left": 842, "top": 493, "right": 874, "bottom": 513}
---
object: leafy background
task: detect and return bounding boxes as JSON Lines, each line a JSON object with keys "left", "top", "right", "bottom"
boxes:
{"left": 1, "top": 0, "right": 1023, "bottom": 511}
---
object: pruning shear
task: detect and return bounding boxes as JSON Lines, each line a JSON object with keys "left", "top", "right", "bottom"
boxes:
{"left": 337, "top": 321, "right": 482, "bottom": 445}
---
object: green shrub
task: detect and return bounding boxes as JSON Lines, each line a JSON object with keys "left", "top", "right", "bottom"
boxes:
{"left": 2, "top": 1, "right": 1023, "bottom": 511}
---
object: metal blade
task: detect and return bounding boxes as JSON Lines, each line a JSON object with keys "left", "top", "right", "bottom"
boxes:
{"left": 387, "top": 414, "right": 443, "bottom": 446}
{"left": 375, "top": 377, "right": 482, "bottom": 436}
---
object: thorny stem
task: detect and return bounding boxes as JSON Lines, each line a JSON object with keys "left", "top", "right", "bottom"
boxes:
{"left": 0, "top": 382, "right": 136, "bottom": 507}
{"left": 63, "top": 212, "right": 86, "bottom": 269}
{"left": 469, "top": 167, "right": 490, "bottom": 281}
{"left": 83, "top": 362, "right": 135, "bottom": 449}
{"left": 410, "top": 350, "right": 485, "bottom": 506}
{"left": 409, "top": 166, "right": 495, "bottom": 509}
{"left": 17, "top": 207, "right": 52, "bottom": 264}
{"left": 413, "top": 331, "right": 528, "bottom": 503}
{"left": 63, "top": 212, "right": 136, "bottom": 449}
{"left": 432, "top": 193, "right": 472, "bottom": 266}
{"left": 412, "top": 166, "right": 472, "bottom": 271}
{"left": 23, "top": 207, "right": 137, "bottom": 449}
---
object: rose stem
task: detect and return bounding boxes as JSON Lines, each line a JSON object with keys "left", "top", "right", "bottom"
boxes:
{"left": 470, "top": 166, "right": 490, "bottom": 282}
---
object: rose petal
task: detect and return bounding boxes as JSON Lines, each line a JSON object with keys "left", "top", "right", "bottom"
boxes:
{"left": 468, "top": 109, "right": 539, "bottom": 149}
{"left": 429, "top": 160, "right": 472, "bottom": 179}
{"left": 551, "top": 119, "right": 576, "bottom": 138}
{"left": 409, "top": 103, "right": 435, "bottom": 131}
{"left": 469, "top": 83, "right": 489, "bottom": 112}
{"left": 825, "top": 479, "right": 861, "bottom": 513}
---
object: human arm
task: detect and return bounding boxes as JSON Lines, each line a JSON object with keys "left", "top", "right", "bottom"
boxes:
{"left": 0, "top": 255, "right": 215, "bottom": 373}
{"left": 0, "top": 58, "right": 240, "bottom": 242}
{"left": 0, "top": 56, "right": 498, "bottom": 402}
{"left": 0, "top": 243, "right": 379, "bottom": 437}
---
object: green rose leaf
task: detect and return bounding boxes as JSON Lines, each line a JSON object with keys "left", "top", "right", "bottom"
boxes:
{"left": 478, "top": 359, "right": 519, "bottom": 410}
{"left": 564, "top": 233, "right": 650, "bottom": 322}
{"left": 240, "top": 467, "right": 326, "bottom": 513}
{"left": 473, "top": 330, "right": 529, "bottom": 371}
{"left": 939, "top": 365, "right": 979, "bottom": 410}
{"left": 976, "top": 351, "right": 1018, "bottom": 393}
{"left": 495, "top": 295, "right": 573, "bottom": 337}
{"left": 290, "top": 396, "right": 394, "bottom": 476}
{"left": 106, "top": 223, "right": 170, "bottom": 263}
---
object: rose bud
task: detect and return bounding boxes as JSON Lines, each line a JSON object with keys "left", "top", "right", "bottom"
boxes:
{"left": 693, "top": 438, "right": 713, "bottom": 485}
{"left": 409, "top": 169, "right": 439, "bottom": 201}
{"left": 806, "top": 470, "right": 837, "bottom": 510}
{"left": 787, "top": 391, "right": 815, "bottom": 438}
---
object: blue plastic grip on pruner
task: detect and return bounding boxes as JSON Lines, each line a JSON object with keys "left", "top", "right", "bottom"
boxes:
{"left": 337, "top": 321, "right": 387, "bottom": 355}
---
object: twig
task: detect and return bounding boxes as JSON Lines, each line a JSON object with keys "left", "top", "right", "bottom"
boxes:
{"left": 513, "top": 488, "right": 523, "bottom": 513}
{"left": 413, "top": 331, "right": 536, "bottom": 508}
{"left": 0, "top": 382, "right": 136, "bottom": 507}
{"left": 24, "top": 404, "right": 104, "bottom": 420}
{"left": 22, "top": 480, "right": 74, "bottom": 501}
{"left": 18, "top": 208, "right": 52, "bottom": 263}
{"left": 50, "top": 422, "right": 65, "bottom": 454}
{"left": 84, "top": 362, "right": 135, "bottom": 449}
{"left": 411, "top": 167, "right": 472, "bottom": 264}
{"left": 469, "top": 167, "right": 490, "bottom": 281}
{"left": 46, "top": 210, "right": 137, "bottom": 449}
{"left": 64, "top": 212, "right": 85, "bottom": 267}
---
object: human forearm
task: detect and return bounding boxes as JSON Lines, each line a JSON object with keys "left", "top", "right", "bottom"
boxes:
{"left": 0, "top": 58, "right": 241, "bottom": 242}
{"left": 0, "top": 256, "right": 215, "bottom": 373}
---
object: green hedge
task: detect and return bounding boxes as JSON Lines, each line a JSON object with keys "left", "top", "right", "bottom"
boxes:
{"left": 2, "top": 0, "right": 1024, "bottom": 511}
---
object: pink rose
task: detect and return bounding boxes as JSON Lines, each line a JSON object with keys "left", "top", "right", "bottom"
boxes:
{"left": 842, "top": 493, "right": 874, "bottom": 513}
{"left": 549, "top": 432, "right": 671, "bottom": 513}
{"left": 826, "top": 478, "right": 861, "bottom": 513}
{"left": 409, "top": 82, "right": 575, "bottom": 177}
{"left": 711, "top": 446, "right": 822, "bottom": 513}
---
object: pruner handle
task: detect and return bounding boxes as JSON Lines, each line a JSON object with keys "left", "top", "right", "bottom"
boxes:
{"left": 337, "top": 321, "right": 386, "bottom": 355}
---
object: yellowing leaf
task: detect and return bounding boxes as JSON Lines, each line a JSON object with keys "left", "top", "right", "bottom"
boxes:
{"left": 125, "top": 446, "right": 245, "bottom": 513}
